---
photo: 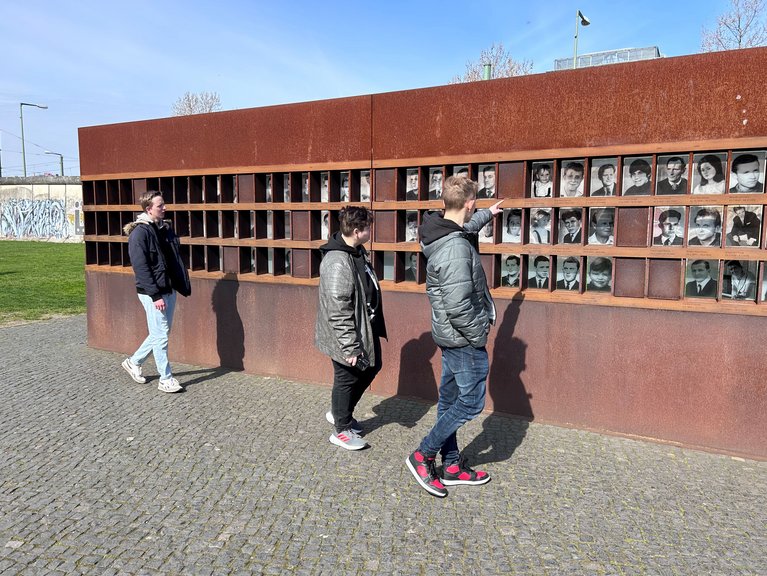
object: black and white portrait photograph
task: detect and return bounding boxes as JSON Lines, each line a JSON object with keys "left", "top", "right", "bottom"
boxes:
{"left": 726, "top": 205, "right": 762, "bottom": 247}
{"left": 559, "top": 160, "right": 585, "bottom": 197}
{"left": 652, "top": 206, "right": 685, "bottom": 246}
{"left": 729, "top": 151, "right": 765, "bottom": 193}
{"left": 656, "top": 155, "right": 689, "bottom": 195}
{"left": 428, "top": 167, "right": 443, "bottom": 200}
{"left": 500, "top": 253, "right": 520, "bottom": 287}
{"left": 531, "top": 161, "right": 553, "bottom": 198}
{"left": 558, "top": 208, "right": 583, "bottom": 244}
{"left": 528, "top": 255, "right": 550, "bottom": 289}
{"left": 283, "top": 174, "right": 290, "bottom": 202}
{"left": 587, "top": 207, "right": 614, "bottom": 245}
{"left": 405, "top": 169, "right": 419, "bottom": 200}
{"left": 479, "top": 218, "right": 494, "bottom": 244}
{"left": 321, "top": 210, "right": 330, "bottom": 240}
{"left": 590, "top": 158, "right": 618, "bottom": 196}
{"left": 405, "top": 252, "right": 418, "bottom": 282}
{"left": 266, "top": 174, "right": 273, "bottom": 202}
{"left": 586, "top": 256, "right": 612, "bottom": 292}
{"left": 477, "top": 164, "right": 496, "bottom": 198}
{"left": 622, "top": 156, "right": 653, "bottom": 196}
{"left": 556, "top": 256, "right": 581, "bottom": 291}
{"left": 688, "top": 206, "right": 723, "bottom": 247}
{"left": 529, "top": 208, "right": 551, "bottom": 244}
{"left": 340, "top": 173, "right": 350, "bottom": 202}
{"left": 360, "top": 170, "right": 371, "bottom": 202}
{"left": 453, "top": 165, "right": 469, "bottom": 178}
{"left": 302, "top": 172, "right": 309, "bottom": 202}
{"left": 502, "top": 208, "right": 522, "bottom": 243}
{"left": 692, "top": 152, "right": 727, "bottom": 194}
{"left": 722, "top": 260, "right": 757, "bottom": 300}
{"left": 405, "top": 210, "right": 418, "bottom": 242}
{"left": 321, "top": 172, "right": 329, "bottom": 202}
{"left": 685, "top": 259, "right": 719, "bottom": 298}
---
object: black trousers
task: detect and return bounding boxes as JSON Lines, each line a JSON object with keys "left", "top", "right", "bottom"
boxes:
{"left": 330, "top": 336, "right": 382, "bottom": 432}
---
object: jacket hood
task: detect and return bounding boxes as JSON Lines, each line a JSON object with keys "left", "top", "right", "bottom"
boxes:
{"left": 419, "top": 211, "right": 465, "bottom": 257}
{"left": 319, "top": 231, "right": 362, "bottom": 256}
{"left": 123, "top": 214, "right": 168, "bottom": 235}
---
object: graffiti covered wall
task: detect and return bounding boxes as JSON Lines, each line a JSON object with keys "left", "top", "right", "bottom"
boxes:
{"left": 0, "top": 178, "right": 83, "bottom": 241}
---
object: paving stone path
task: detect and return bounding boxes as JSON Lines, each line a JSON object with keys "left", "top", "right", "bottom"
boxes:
{"left": 1, "top": 315, "right": 765, "bottom": 575}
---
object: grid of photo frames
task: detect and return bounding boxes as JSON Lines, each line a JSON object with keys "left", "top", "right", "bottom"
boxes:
{"left": 83, "top": 149, "right": 767, "bottom": 304}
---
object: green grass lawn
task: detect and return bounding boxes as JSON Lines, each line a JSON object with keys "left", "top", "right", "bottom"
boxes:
{"left": 0, "top": 241, "right": 86, "bottom": 325}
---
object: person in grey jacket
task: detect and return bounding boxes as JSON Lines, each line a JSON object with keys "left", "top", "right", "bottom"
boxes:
{"left": 406, "top": 175, "right": 503, "bottom": 497}
{"left": 316, "top": 207, "right": 386, "bottom": 450}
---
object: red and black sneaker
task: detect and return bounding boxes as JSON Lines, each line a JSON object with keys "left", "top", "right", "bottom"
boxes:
{"left": 406, "top": 450, "right": 448, "bottom": 497}
{"left": 441, "top": 456, "right": 491, "bottom": 486}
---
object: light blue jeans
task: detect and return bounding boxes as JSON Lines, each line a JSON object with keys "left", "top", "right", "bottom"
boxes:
{"left": 418, "top": 345, "right": 488, "bottom": 464}
{"left": 130, "top": 291, "right": 177, "bottom": 380}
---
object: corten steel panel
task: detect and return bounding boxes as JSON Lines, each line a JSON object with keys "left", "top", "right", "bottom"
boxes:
{"left": 374, "top": 168, "right": 397, "bottom": 201}
{"left": 291, "top": 249, "right": 313, "bottom": 279}
{"left": 498, "top": 162, "right": 525, "bottom": 199}
{"left": 237, "top": 174, "right": 255, "bottom": 202}
{"left": 89, "top": 270, "right": 767, "bottom": 458}
{"left": 613, "top": 258, "right": 646, "bottom": 298}
{"left": 79, "top": 96, "right": 372, "bottom": 177}
{"left": 371, "top": 49, "right": 767, "bottom": 161}
{"left": 648, "top": 258, "right": 683, "bottom": 300}
{"left": 373, "top": 211, "right": 396, "bottom": 243}
{"left": 616, "top": 207, "right": 650, "bottom": 247}
{"left": 291, "top": 211, "right": 311, "bottom": 241}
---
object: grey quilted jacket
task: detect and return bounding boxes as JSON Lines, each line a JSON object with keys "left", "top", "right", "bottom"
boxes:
{"left": 315, "top": 247, "right": 378, "bottom": 366}
{"left": 420, "top": 209, "right": 496, "bottom": 348}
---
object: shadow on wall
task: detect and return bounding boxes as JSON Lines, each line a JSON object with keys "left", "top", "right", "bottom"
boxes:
{"left": 365, "top": 331, "right": 438, "bottom": 434}
{"left": 463, "top": 298, "right": 531, "bottom": 466}
{"left": 212, "top": 276, "right": 245, "bottom": 370}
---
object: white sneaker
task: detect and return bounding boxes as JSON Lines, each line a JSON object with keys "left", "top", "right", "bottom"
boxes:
{"left": 158, "top": 377, "right": 183, "bottom": 393}
{"left": 329, "top": 430, "right": 368, "bottom": 451}
{"left": 121, "top": 358, "right": 146, "bottom": 384}
{"left": 325, "top": 410, "right": 363, "bottom": 435}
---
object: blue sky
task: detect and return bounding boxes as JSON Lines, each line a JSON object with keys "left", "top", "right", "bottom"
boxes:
{"left": 1, "top": 0, "right": 727, "bottom": 177}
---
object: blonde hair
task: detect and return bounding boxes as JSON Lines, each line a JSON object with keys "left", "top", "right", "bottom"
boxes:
{"left": 442, "top": 175, "right": 478, "bottom": 210}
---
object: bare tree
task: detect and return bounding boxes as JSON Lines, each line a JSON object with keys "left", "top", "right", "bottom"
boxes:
{"left": 450, "top": 42, "right": 533, "bottom": 83}
{"left": 172, "top": 91, "right": 223, "bottom": 116}
{"left": 702, "top": 0, "right": 767, "bottom": 51}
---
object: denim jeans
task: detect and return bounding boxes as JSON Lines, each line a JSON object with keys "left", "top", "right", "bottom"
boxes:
{"left": 130, "top": 291, "right": 177, "bottom": 380}
{"left": 418, "top": 345, "right": 488, "bottom": 464}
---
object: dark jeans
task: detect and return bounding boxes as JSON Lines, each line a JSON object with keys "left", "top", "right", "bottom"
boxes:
{"left": 418, "top": 345, "right": 488, "bottom": 464}
{"left": 330, "top": 337, "right": 382, "bottom": 433}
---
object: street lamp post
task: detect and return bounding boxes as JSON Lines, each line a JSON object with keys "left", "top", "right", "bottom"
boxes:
{"left": 573, "top": 10, "right": 591, "bottom": 69}
{"left": 20, "top": 102, "right": 48, "bottom": 177}
{"left": 45, "top": 151, "right": 64, "bottom": 176}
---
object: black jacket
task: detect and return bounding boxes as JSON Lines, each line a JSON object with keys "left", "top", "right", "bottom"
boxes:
{"left": 125, "top": 217, "right": 191, "bottom": 301}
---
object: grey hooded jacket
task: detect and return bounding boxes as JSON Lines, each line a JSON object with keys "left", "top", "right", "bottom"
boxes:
{"left": 420, "top": 208, "right": 496, "bottom": 348}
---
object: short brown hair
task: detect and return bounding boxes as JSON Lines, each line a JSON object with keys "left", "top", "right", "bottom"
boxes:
{"left": 139, "top": 191, "right": 163, "bottom": 211}
{"left": 442, "top": 175, "right": 478, "bottom": 210}
{"left": 339, "top": 206, "right": 373, "bottom": 236}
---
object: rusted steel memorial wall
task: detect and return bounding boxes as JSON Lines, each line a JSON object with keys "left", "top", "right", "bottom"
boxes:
{"left": 80, "top": 48, "right": 767, "bottom": 459}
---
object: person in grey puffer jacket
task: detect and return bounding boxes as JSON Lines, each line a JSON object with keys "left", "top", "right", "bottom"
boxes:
{"left": 316, "top": 207, "right": 386, "bottom": 451}
{"left": 406, "top": 175, "right": 503, "bottom": 497}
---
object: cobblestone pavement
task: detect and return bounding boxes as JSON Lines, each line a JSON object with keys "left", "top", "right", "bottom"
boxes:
{"left": 1, "top": 315, "right": 765, "bottom": 575}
